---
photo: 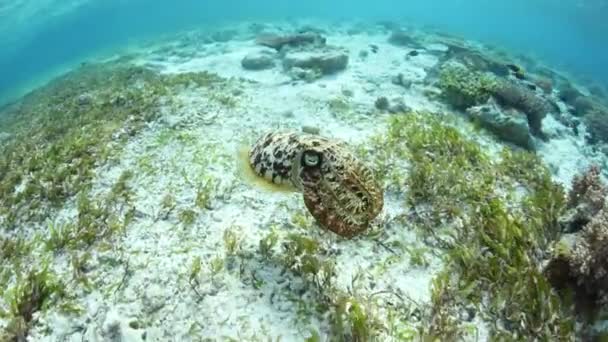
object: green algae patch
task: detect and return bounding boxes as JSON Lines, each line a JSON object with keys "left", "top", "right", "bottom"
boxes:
{"left": 438, "top": 63, "right": 497, "bottom": 109}
{"left": 369, "top": 111, "right": 574, "bottom": 339}
{"left": 0, "top": 61, "right": 233, "bottom": 339}
{"left": 0, "top": 62, "right": 228, "bottom": 228}
{"left": 0, "top": 265, "right": 78, "bottom": 341}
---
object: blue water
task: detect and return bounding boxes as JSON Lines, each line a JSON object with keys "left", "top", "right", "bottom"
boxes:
{"left": 1, "top": 0, "right": 607, "bottom": 104}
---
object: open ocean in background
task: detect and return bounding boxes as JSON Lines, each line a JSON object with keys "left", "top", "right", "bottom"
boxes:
{"left": 1, "top": 0, "right": 607, "bottom": 105}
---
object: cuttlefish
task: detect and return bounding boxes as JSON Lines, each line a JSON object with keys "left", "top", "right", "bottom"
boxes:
{"left": 240, "top": 131, "right": 383, "bottom": 238}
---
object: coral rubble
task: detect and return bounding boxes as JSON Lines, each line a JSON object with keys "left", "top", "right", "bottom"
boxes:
{"left": 546, "top": 165, "right": 608, "bottom": 323}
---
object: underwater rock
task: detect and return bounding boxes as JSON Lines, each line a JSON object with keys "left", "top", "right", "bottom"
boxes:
{"left": 544, "top": 234, "right": 578, "bottom": 295}
{"left": 241, "top": 50, "right": 276, "bottom": 70}
{"left": 573, "top": 96, "right": 602, "bottom": 117}
{"left": 391, "top": 73, "right": 412, "bottom": 89}
{"left": 424, "top": 42, "right": 449, "bottom": 53}
{"left": 438, "top": 37, "right": 475, "bottom": 56}
{"left": 374, "top": 96, "right": 389, "bottom": 110}
{"left": 388, "top": 98, "right": 411, "bottom": 113}
{"left": 248, "top": 22, "right": 267, "bottom": 34}
{"left": 525, "top": 83, "right": 537, "bottom": 91}
{"left": 558, "top": 83, "right": 583, "bottom": 105}
{"left": 211, "top": 29, "right": 238, "bottom": 42}
{"left": 111, "top": 94, "right": 128, "bottom": 107}
{"left": 434, "top": 36, "right": 509, "bottom": 74}
{"left": 247, "top": 131, "right": 383, "bottom": 238}
{"left": 467, "top": 98, "right": 535, "bottom": 149}
{"left": 589, "top": 84, "right": 607, "bottom": 98}
{"left": 491, "top": 79, "right": 550, "bottom": 137}
{"left": 435, "top": 39, "right": 510, "bottom": 77}
{"left": 546, "top": 202, "right": 608, "bottom": 312}
{"left": 600, "top": 144, "right": 608, "bottom": 157}
{"left": 301, "top": 125, "right": 320, "bottom": 135}
{"left": 546, "top": 166, "right": 608, "bottom": 315}
{"left": 458, "top": 52, "right": 510, "bottom": 77}
{"left": 286, "top": 67, "right": 323, "bottom": 82}
{"left": 388, "top": 30, "right": 420, "bottom": 47}
{"left": 280, "top": 110, "right": 294, "bottom": 118}
{"left": 77, "top": 93, "right": 94, "bottom": 106}
{"left": 554, "top": 113, "right": 581, "bottom": 137}
{"left": 560, "top": 165, "right": 607, "bottom": 233}
{"left": 282, "top": 47, "right": 348, "bottom": 75}
{"left": 438, "top": 63, "right": 496, "bottom": 109}
{"left": 506, "top": 63, "right": 525, "bottom": 79}
{"left": 341, "top": 88, "right": 354, "bottom": 97}
{"left": 534, "top": 76, "right": 553, "bottom": 94}
{"left": 569, "top": 208, "right": 608, "bottom": 298}
{"left": 583, "top": 109, "right": 608, "bottom": 144}
{"left": 542, "top": 111, "right": 575, "bottom": 139}
{"left": 255, "top": 32, "right": 326, "bottom": 51}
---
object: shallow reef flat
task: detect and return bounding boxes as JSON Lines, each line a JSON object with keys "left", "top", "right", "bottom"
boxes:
{"left": 1, "top": 19, "right": 608, "bottom": 341}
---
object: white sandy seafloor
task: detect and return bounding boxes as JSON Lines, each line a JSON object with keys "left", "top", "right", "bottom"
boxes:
{"left": 12, "top": 19, "right": 607, "bottom": 341}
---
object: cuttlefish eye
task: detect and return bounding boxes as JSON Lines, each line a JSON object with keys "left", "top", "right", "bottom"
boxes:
{"left": 302, "top": 150, "right": 322, "bottom": 168}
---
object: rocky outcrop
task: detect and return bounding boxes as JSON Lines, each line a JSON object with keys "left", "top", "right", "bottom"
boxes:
{"left": 256, "top": 32, "right": 326, "bottom": 51}
{"left": 584, "top": 108, "right": 608, "bottom": 144}
{"left": 388, "top": 30, "right": 421, "bottom": 48}
{"left": 391, "top": 73, "right": 412, "bottom": 89}
{"left": 282, "top": 47, "right": 348, "bottom": 76}
{"left": 211, "top": 29, "right": 238, "bottom": 42}
{"left": 456, "top": 51, "right": 510, "bottom": 77}
{"left": 241, "top": 50, "right": 276, "bottom": 70}
{"left": 286, "top": 67, "right": 323, "bottom": 82}
{"left": 252, "top": 31, "right": 348, "bottom": 80}
{"left": 387, "top": 98, "right": 411, "bottom": 113}
{"left": 534, "top": 76, "right": 553, "bottom": 94}
{"left": 560, "top": 165, "right": 607, "bottom": 232}
{"left": 432, "top": 36, "right": 510, "bottom": 77}
{"left": 558, "top": 83, "right": 583, "bottom": 105}
{"left": 491, "top": 79, "right": 551, "bottom": 137}
{"left": 437, "top": 63, "right": 496, "bottom": 110}
{"left": 374, "top": 96, "right": 389, "bottom": 111}
{"left": 467, "top": 98, "right": 534, "bottom": 149}
{"left": 573, "top": 96, "right": 599, "bottom": 116}
{"left": 545, "top": 166, "right": 608, "bottom": 311}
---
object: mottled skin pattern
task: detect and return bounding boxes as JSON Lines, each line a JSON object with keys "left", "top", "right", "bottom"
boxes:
{"left": 249, "top": 131, "right": 383, "bottom": 238}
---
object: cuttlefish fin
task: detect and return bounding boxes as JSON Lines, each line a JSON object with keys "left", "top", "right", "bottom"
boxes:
{"left": 302, "top": 188, "right": 368, "bottom": 239}
{"left": 235, "top": 144, "right": 296, "bottom": 194}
